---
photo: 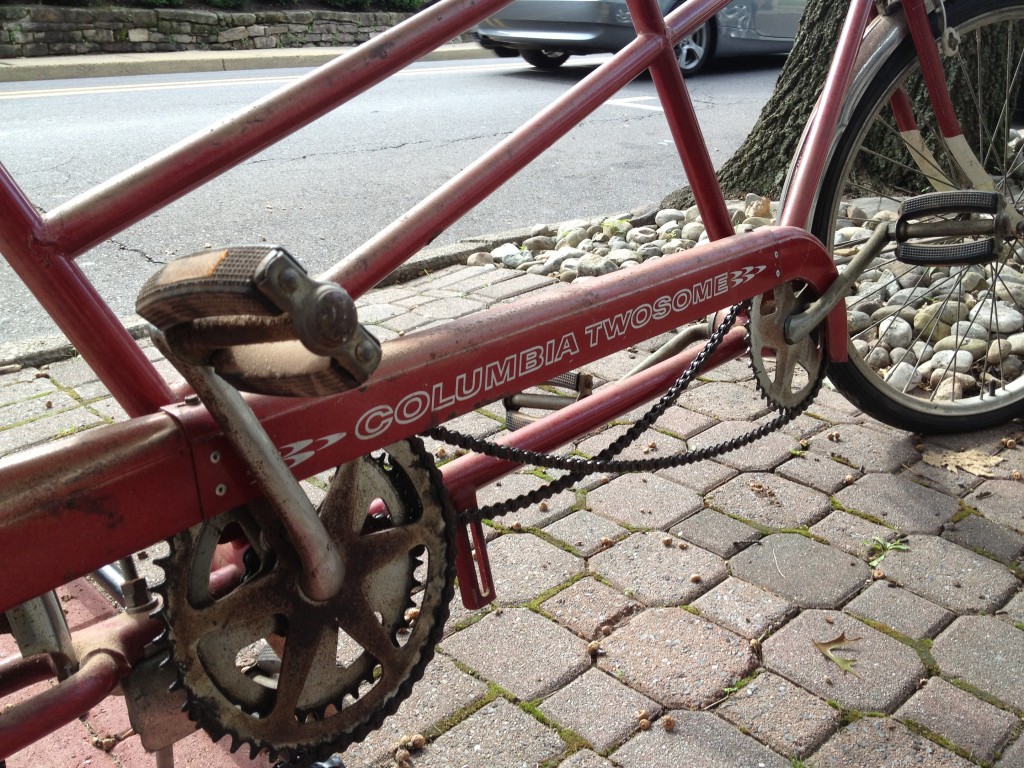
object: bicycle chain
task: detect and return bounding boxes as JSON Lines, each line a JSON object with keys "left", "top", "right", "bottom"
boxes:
{"left": 426, "top": 300, "right": 826, "bottom": 524}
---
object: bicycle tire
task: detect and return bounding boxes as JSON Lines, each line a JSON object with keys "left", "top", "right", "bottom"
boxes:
{"left": 521, "top": 49, "right": 570, "bottom": 69}
{"left": 811, "top": 0, "right": 1024, "bottom": 433}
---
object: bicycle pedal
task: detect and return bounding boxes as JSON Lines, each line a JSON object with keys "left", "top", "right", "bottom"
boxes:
{"left": 895, "top": 239, "right": 998, "bottom": 266}
{"left": 898, "top": 190, "right": 1002, "bottom": 221}
{"left": 894, "top": 191, "right": 1006, "bottom": 266}
{"left": 137, "top": 245, "right": 381, "bottom": 396}
{"left": 505, "top": 410, "right": 541, "bottom": 432}
{"left": 545, "top": 371, "right": 594, "bottom": 395}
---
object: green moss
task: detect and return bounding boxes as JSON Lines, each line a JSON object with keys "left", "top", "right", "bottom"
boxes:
{"left": 722, "top": 671, "right": 760, "bottom": 695}
{"left": 519, "top": 700, "right": 589, "bottom": 753}
{"left": 951, "top": 500, "right": 976, "bottom": 523}
{"left": 835, "top": 503, "right": 889, "bottom": 527}
{"left": 431, "top": 686, "right": 501, "bottom": 734}
{"left": 945, "top": 676, "right": 1024, "bottom": 716}
{"left": 848, "top": 615, "right": 939, "bottom": 675}
{"left": 829, "top": 496, "right": 848, "bottom": 512}
{"left": 828, "top": 452, "right": 859, "bottom": 468}
{"left": 528, "top": 528, "right": 586, "bottom": 558}
{"left": 54, "top": 423, "right": 93, "bottom": 439}
{"left": 447, "top": 606, "right": 492, "bottom": 634}
{"left": 836, "top": 708, "right": 887, "bottom": 727}
{"left": 900, "top": 719, "right": 982, "bottom": 764}
{"left": 526, "top": 572, "right": 588, "bottom": 610}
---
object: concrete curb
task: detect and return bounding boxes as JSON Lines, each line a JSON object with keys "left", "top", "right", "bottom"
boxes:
{"left": 0, "top": 41, "right": 493, "bottom": 82}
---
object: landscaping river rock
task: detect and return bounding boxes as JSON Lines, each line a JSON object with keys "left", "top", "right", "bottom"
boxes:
{"left": 467, "top": 193, "right": 1024, "bottom": 405}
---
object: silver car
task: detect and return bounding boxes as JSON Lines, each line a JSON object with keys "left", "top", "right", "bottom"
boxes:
{"left": 476, "top": 0, "right": 805, "bottom": 75}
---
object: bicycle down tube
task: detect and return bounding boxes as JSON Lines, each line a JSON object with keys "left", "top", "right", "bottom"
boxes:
{"left": 0, "top": 225, "right": 846, "bottom": 615}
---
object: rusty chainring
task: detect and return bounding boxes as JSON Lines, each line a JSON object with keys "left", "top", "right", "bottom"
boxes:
{"left": 747, "top": 282, "right": 825, "bottom": 409}
{"left": 154, "top": 439, "right": 455, "bottom": 767}
{"left": 154, "top": 294, "right": 824, "bottom": 764}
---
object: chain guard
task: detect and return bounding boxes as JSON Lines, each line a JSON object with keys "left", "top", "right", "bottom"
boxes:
{"left": 153, "top": 439, "right": 455, "bottom": 767}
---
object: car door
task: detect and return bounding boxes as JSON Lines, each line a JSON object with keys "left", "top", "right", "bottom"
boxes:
{"left": 752, "top": 0, "right": 804, "bottom": 40}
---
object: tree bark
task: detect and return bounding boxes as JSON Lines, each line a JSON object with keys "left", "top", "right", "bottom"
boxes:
{"left": 660, "top": 0, "right": 848, "bottom": 210}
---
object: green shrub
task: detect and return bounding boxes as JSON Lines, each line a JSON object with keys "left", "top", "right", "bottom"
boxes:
{"left": 0, "top": 0, "right": 420, "bottom": 12}
{"left": 322, "top": 0, "right": 368, "bottom": 10}
{"left": 130, "top": 0, "right": 187, "bottom": 8}
{"left": 381, "top": 0, "right": 421, "bottom": 10}
{"left": 15, "top": 0, "right": 107, "bottom": 6}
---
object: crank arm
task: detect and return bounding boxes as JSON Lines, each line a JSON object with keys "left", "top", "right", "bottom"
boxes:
{"left": 158, "top": 344, "right": 345, "bottom": 603}
{"left": 785, "top": 221, "right": 892, "bottom": 345}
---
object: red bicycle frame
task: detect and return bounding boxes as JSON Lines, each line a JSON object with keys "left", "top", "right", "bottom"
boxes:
{"left": 0, "top": 0, "right": 975, "bottom": 756}
{"left": 0, "top": 0, "right": 870, "bottom": 613}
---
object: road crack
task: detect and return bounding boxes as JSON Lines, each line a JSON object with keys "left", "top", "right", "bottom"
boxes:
{"left": 110, "top": 238, "right": 166, "bottom": 266}
{"left": 244, "top": 130, "right": 521, "bottom": 165}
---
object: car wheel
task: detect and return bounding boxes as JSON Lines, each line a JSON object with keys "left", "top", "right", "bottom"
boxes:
{"left": 521, "top": 49, "right": 570, "bottom": 69}
{"left": 674, "top": 20, "right": 715, "bottom": 76}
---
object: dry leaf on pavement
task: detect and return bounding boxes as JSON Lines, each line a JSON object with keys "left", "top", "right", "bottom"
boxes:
{"left": 812, "top": 632, "right": 862, "bottom": 679}
{"left": 921, "top": 448, "right": 1003, "bottom": 477}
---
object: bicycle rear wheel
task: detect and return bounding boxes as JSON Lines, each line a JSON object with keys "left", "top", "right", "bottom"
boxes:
{"left": 811, "top": 0, "right": 1024, "bottom": 432}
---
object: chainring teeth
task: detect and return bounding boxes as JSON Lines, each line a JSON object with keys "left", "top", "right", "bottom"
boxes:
{"left": 748, "top": 285, "right": 825, "bottom": 409}
{"left": 153, "top": 438, "right": 456, "bottom": 766}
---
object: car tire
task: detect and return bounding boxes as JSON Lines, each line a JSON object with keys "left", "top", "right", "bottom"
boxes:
{"left": 521, "top": 49, "right": 570, "bottom": 69}
{"left": 674, "top": 19, "right": 715, "bottom": 76}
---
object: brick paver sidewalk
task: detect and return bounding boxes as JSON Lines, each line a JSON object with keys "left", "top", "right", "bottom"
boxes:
{"left": 2, "top": 262, "right": 1023, "bottom": 768}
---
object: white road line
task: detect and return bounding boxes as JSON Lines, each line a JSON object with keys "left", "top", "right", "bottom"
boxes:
{"left": 0, "top": 60, "right": 530, "bottom": 101}
{"left": 606, "top": 96, "right": 664, "bottom": 112}
{"left": 0, "top": 75, "right": 298, "bottom": 99}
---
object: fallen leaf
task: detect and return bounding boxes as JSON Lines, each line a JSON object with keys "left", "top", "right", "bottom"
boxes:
{"left": 812, "top": 632, "right": 862, "bottom": 679}
{"left": 921, "top": 448, "right": 1003, "bottom": 477}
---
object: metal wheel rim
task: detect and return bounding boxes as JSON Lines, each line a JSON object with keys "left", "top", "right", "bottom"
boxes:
{"left": 676, "top": 22, "right": 710, "bottom": 72}
{"left": 820, "top": 7, "right": 1024, "bottom": 421}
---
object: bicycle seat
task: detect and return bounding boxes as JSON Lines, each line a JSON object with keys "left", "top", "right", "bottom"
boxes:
{"left": 136, "top": 245, "right": 381, "bottom": 397}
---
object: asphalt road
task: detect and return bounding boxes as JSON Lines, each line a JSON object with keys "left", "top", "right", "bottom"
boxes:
{"left": 0, "top": 54, "right": 783, "bottom": 345}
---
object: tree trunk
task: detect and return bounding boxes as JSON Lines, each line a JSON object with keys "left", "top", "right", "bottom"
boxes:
{"left": 660, "top": 0, "right": 847, "bottom": 210}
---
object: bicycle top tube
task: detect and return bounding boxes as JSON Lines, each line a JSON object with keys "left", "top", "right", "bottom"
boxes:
{"left": 0, "top": 0, "right": 740, "bottom": 416}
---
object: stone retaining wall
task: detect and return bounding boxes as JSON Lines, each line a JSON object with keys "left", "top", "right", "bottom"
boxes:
{"left": 0, "top": 5, "right": 413, "bottom": 57}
